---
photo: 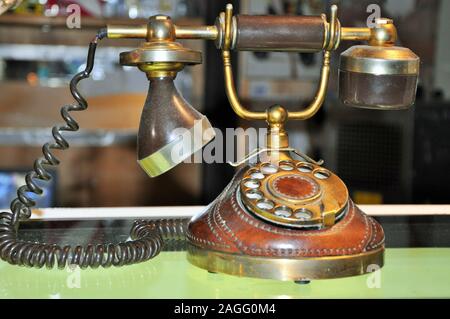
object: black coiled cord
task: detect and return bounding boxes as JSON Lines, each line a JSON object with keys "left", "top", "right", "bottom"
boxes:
{"left": 0, "top": 30, "right": 189, "bottom": 269}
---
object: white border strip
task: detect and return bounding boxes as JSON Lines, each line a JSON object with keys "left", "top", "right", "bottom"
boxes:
{"left": 360, "top": 205, "right": 450, "bottom": 216}
{"left": 29, "top": 206, "right": 204, "bottom": 220}
{"left": 27, "top": 205, "right": 450, "bottom": 221}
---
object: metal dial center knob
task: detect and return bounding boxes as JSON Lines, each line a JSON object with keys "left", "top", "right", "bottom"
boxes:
{"left": 269, "top": 174, "right": 320, "bottom": 201}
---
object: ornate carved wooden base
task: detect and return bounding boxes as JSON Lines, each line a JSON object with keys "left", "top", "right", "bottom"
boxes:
{"left": 187, "top": 163, "right": 385, "bottom": 281}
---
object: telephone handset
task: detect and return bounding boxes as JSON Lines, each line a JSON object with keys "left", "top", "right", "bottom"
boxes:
{"left": 0, "top": 34, "right": 179, "bottom": 268}
{"left": 0, "top": 4, "right": 419, "bottom": 281}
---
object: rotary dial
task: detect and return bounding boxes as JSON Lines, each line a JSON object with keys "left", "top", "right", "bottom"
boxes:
{"left": 239, "top": 159, "right": 349, "bottom": 229}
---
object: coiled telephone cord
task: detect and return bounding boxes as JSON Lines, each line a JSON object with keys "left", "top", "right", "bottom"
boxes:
{"left": 0, "top": 30, "right": 189, "bottom": 269}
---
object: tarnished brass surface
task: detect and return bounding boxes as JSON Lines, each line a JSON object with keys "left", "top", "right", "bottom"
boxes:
{"left": 323, "top": 5, "right": 340, "bottom": 51}
{"left": 287, "top": 50, "right": 331, "bottom": 120}
{"left": 339, "top": 44, "right": 419, "bottom": 109}
{"left": 341, "top": 27, "right": 371, "bottom": 41}
{"left": 174, "top": 25, "right": 218, "bottom": 40}
{"left": 118, "top": 15, "right": 202, "bottom": 73}
{"left": 107, "top": 24, "right": 148, "bottom": 39}
{"left": 368, "top": 18, "right": 397, "bottom": 47}
{"left": 266, "top": 105, "right": 289, "bottom": 150}
{"left": 338, "top": 19, "right": 419, "bottom": 109}
{"left": 221, "top": 4, "right": 264, "bottom": 121}
{"left": 340, "top": 18, "right": 396, "bottom": 45}
{"left": 187, "top": 244, "right": 384, "bottom": 281}
{"left": 240, "top": 158, "right": 348, "bottom": 228}
{"left": 120, "top": 41, "right": 202, "bottom": 67}
{"left": 107, "top": 24, "right": 218, "bottom": 40}
{"left": 340, "top": 45, "right": 420, "bottom": 76}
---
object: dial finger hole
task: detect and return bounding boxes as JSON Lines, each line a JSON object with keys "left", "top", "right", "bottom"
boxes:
{"left": 256, "top": 199, "right": 275, "bottom": 211}
{"left": 245, "top": 189, "right": 263, "bottom": 200}
{"left": 294, "top": 209, "right": 312, "bottom": 220}
{"left": 279, "top": 161, "right": 294, "bottom": 171}
{"left": 313, "top": 169, "right": 330, "bottom": 180}
{"left": 260, "top": 163, "right": 278, "bottom": 175}
{"left": 249, "top": 170, "right": 265, "bottom": 180}
{"left": 297, "top": 162, "right": 313, "bottom": 173}
{"left": 243, "top": 178, "right": 260, "bottom": 189}
{"left": 274, "top": 206, "right": 292, "bottom": 218}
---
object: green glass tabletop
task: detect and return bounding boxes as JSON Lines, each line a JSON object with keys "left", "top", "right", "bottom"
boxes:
{"left": 0, "top": 248, "right": 449, "bottom": 299}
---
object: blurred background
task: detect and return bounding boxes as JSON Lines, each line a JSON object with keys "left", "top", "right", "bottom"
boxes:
{"left": 0, "top": 0, "right": 448, "bottom": 210}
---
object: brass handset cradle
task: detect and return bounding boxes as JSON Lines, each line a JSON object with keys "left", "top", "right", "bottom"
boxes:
{"left": 220, "top": 5, "right": 334, "bottom": 120}
{"left": 0, "top": 4, "right": 419, "bottom": 281}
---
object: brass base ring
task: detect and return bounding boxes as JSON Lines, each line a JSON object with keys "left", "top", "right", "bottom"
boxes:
{"left": 187, "top": 244, "right": 384, "bottom": 281}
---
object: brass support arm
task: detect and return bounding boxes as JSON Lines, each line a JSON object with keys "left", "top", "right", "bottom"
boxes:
{"left": 175, "top": 25, "right": 218, "bottom": 40}
{"left": 107, "top": 24, "right": 218, "bottom": 40}
{"left": 222, "top": 43, "right": 331, "bottom": 122}
{"left": 222, "top": 4, "right": 265, "bottom": 121}
{"left": 288, "top": 51, "right": 331, "bottom": 120}
{"left": 106, "top": 25, "right": 147, "bottom": 38}
{"left": 222, "top": 50, "right": 266, "bottom": 120}
{"left": 221, "top": 4, "right": 334, "bottom": 122}
{"left": 341, "top": 27, "right": 371, "bottom": 41}
{"left": 341, "top": 22, "right": 396, "bottom": 46}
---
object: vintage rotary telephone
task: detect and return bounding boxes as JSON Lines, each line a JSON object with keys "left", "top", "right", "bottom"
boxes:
{"left": 0, "top": 4, "right": 419, "bottom": 281}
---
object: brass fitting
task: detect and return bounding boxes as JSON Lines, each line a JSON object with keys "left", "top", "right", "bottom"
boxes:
{"left": 146, "top": 15, "right": 176, "bottom": 42}
{"left": 368, "top": 18, "right": 398, "bottom": 47}
{"left": 118, "top": 15, "right": 202, "bottom": 79}
{"left": 266, "top": 105, "right": 289, "bottom": 149}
